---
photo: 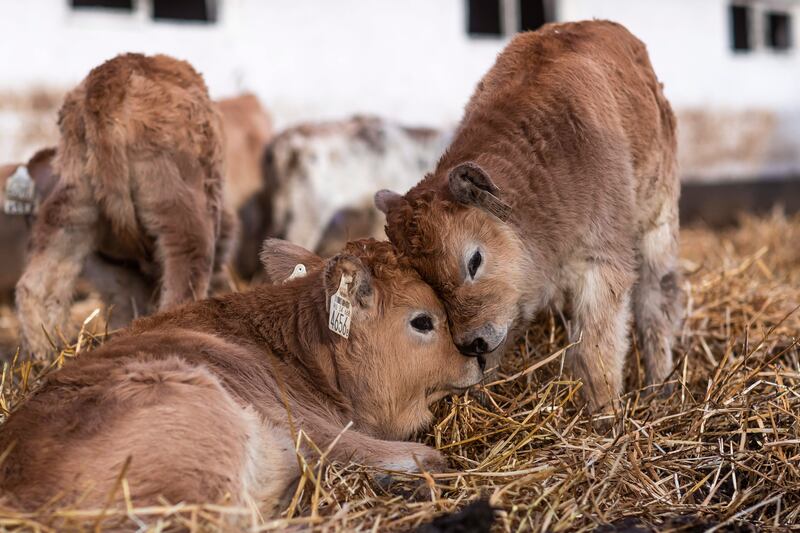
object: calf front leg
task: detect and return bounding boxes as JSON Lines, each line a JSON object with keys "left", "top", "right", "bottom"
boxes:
{"left": 568, "top": 261, "right": 634, "bottom": 412}
{"left": 295, "top": 413, "right": 447, "bottom": 474}
{"left": 15, "top": 183, "right": 98, "bottom": 357}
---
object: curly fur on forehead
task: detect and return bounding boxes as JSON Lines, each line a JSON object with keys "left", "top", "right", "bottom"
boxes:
{"left": 341, "top": 239, "right": 415, "bottom": 281}
{"left": 382, "top": 191, "right": 464, "bottom": 259}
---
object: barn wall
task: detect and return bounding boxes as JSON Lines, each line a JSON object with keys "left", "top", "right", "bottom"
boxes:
{"left": 0, "top": 0, "right": 798, "bottom": 181}
{"left": 560, "top": 0, "right": 800, "bottom": 181}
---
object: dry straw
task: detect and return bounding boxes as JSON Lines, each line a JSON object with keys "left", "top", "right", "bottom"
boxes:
{"left": 1, "top": 211, "right": 798, "bottom": 532}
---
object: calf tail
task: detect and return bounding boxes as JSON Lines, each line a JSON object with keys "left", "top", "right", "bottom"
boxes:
{"left": 57, "top": 91, "right": 141, "bottom": 252}
{"left": 85, "top": 126, "right": 142, "bottom": 253}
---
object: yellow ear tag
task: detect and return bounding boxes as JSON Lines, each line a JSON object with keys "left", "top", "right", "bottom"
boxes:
{"left": 328, "top": 274, "right": 353, "bottom": 339}
{"left": 285, "top": 263, "right": 307, "bottom": 282}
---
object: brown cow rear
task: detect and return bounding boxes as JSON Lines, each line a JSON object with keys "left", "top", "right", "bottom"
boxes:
{"left": 377, "top": 21, "right": 681, "bottom": 412}
{"left": 15, "top": 54, "right": 236, "bottom": 357}
{"left": 216, "top": 93, "right": 273, "bottom": 211}
{"left": 0, "top": 239, "right": 483, "bottom": 515}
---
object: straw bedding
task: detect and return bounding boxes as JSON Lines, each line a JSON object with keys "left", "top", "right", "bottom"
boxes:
{"left": 1, "top": 211, "right": 798, "bottom": 532}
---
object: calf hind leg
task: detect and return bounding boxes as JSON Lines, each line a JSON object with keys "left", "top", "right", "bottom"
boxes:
{"left": 134, "top": 159, "right": 216, "bottom": 309}
{"left": 634, "top": 217, "right": 683, "bottom": 392}
{"left": 151, "top": 204, "right": 215, "bottom": 309}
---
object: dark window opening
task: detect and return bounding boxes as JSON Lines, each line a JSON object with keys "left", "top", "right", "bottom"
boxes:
{"left": 730, "top": 4, "right": 752, "bottom": 51}
{"left": 71, "top": 0, "right": 132, "bottom": 10}
{"left": 152, "top": 0, "right": 216, "bottom": 23}
{"left": 468, "top": 0, "right": 503, "bottom": 36}
{"left": 766, "top": 11, "right": 792, "bottom": 50}
{"left": 519, "top": 0, "right": 548, "bottom": 32}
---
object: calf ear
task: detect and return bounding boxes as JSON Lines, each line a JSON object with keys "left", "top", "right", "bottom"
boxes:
{"left": 374, "top": 189, "right": 405, "bottom": 214}
{"left": 259, "top": 239, "right": 324, "bottom": 284}
{"left": 324, "top": 254, "right": 374, "bottom": 309}
{"left": 448, "top": 162, "right": 511, "bottom": 221}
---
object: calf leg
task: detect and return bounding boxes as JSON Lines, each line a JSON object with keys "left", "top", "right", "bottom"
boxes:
{"left": 210, "top": 206, "right": 239, "bottom": 294}
{"left": 154, "top": 203, "right": 215, "bottom": 309}
{"left": 15, "top": 183, "right": 98, "bottom": 357}
{"left": 81, "top": 254, "right": 153, "bottom": 330}
{"left": 134, "top": 159, "right": 216, "bottom": 310}
{"left": 634, "top": 214, "right": 682, "bottom": 391}
{"left": 568, "top": 262, "right": 634, "bottom": 412}
{"left": 295, "top": 412, "right": 447, "bottom": 474}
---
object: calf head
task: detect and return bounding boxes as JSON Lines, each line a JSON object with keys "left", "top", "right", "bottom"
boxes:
{"left": 375, "top": 162, "right": 525, "bottom": 368}
{"left": 260, "top": 238, "right": 484, "bottom": 439}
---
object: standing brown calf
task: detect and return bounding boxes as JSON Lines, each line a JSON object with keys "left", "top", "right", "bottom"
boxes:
{"left": 15, "top": 53, "right": 235, "bottom": 357}
{"left": 376, "top": 21, "right": 682, "bottom": 411}
{"left": 0, "top": 239, "right": 483, "bottom": 514}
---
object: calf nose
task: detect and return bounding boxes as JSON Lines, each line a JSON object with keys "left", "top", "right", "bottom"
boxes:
{"left": 458, "top": 337, "right": 489, "bottom": 356}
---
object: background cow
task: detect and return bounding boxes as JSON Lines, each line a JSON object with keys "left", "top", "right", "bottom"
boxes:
{"left": 236, "top": 115, "right": 449, "bottom": 278}
{"left": 216, "top": 93, "right": 274, "bottom": 212}
{"left": 15, "top": 54, "right": 235, "bottom": 357}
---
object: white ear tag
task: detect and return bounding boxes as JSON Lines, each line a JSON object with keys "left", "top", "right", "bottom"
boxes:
{"left": 4, "top": 165, "right": 36, "bottom": 215}
{"left": 285, "top": 263, "right": 307, "bottom": 282}
{"left": 328, "top": 274, "right": 353, "bottom": 339}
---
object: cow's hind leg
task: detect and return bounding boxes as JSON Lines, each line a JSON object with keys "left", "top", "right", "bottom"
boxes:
{"left": 15, "top": 182, "right": 98, "bottom": 357}
{"left": 134, "top": 158, "right": 216, "bottom": 309}
{"left": 634, "top": 212, "right": 682, "bottom": 393}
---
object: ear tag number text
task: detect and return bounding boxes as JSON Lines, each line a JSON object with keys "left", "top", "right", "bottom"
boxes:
{"left": 329, "top": 274, "right": 353, "bottom": 339}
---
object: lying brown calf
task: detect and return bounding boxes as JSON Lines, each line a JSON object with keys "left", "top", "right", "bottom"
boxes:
{"left": 16, "top": 53, "right": 235, "bottom": 357}
{"left": 0, "top": 239, "right": 483, "bottom": 514}
{"left": 376, "top": 20, "right": 681, "bottom": 411}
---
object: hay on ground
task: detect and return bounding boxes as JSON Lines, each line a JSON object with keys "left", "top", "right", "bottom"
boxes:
{"left": 1, "top": 211, "right": 798, "bottom": 532}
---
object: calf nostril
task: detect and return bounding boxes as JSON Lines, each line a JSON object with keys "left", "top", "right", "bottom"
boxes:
{"left": 473, "top": 338, "right": 488, "bottom": 354}
{"left": 477, "top": 355, "right": 486, "bottom": 372}
{"left": 457, "top": 337, "right": 490, "bottom": 357}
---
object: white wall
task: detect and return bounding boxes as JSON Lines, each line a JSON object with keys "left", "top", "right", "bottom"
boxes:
{"left": 559, "top": 0, "right": 800, "bottom": 110}
{"left": 0, "top": 0, "right": 508, "bottom": 128}
{"left": 559, "top": 0, "right": 800, "bottom": 179}
{"left": 1, "top": 0, "right": 799, "bottom": 179}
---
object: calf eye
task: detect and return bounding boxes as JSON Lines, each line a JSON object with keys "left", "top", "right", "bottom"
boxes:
{"left": 468, "top": 250, "right": 482, "bottom": 279}
{"left": 410, "top": 314, "right": 434, "bottom": 332}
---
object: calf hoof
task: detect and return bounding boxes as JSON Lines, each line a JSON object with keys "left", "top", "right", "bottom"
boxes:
{"left": 653, "top": 379, "right": 676, "bottom": 399}
{"left": 373, "top": 447, "right": 449, "bottom": 501}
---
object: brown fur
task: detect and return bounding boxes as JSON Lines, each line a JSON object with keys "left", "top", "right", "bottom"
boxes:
{"left": 377, "top": 21, "right": 682, "bottom": 411}
{"left": 315, "top": 206, "right": 382, "bottom": 258}
{"left": 15, "top": 54, "right": 236, "bottom": 356}
{"left": 216, "top": 93, "right": 273, "bottom": 211}
{"left": 0, "top": 239, "right": 483, "bottom": 514}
